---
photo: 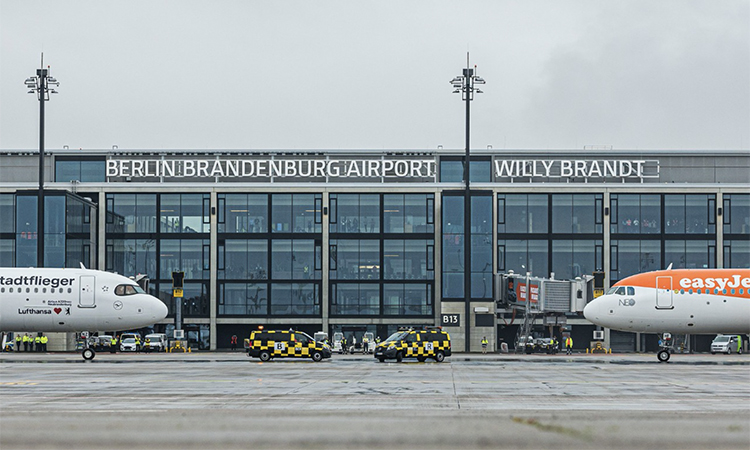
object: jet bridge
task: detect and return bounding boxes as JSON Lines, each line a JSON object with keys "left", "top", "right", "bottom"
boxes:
{"left": 495, "top": 272, "right": 595, "bottom": 353}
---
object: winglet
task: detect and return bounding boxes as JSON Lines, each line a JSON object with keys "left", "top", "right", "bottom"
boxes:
{"left": 665, "top": 263, "right": 673, "bottom": 271}
{"left": 80, "top": 262, "right": 87, "bottom": 269}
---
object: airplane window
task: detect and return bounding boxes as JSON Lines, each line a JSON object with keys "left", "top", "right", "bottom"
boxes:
{"left": 627, "top": 287, "right": 635, "bottom": 296}
{"left": 34, "top": 288, "right": 38, "bottom": 293}
{"left": 68, "top": 288, "right": 72, "bottom": 293}
{"left": 26, "top": 288, "right": 30, "bottom": 293}
{"left": 9, "top": 287, "right": 13, "bottom": 293}
{"left": 0, "top": 287, "right": 4, "bottom": 293}
{"left": 615, "top": 287, "right": 626, "bottom": 295}
{"left": 42, "top": 288, "right": 46, "bottom": 293}
{"left": 606, "top": 287, "right": 617, "bottom": 295}
{"left": 731, "top": 289, "right": 735, "bottom": 294}
{"left": 50, "top": 288, "right": 55, "bottom": 293}
{"left": 688, "top": 289, "right": 693, "bottom": 294}
{"left": 115, "top": 284, "right": 141, "bottom": 296}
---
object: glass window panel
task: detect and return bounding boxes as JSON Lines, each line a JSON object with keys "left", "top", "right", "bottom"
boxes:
{"left": 0, "top": 239, "right": 14, "bottom": 267}
{"left": 220, "top": 194, "right": 268, "bottom": 233}
{"left": 15, "top": 196, "right": 37, "bottom": 267}
{"left": 470, "top": 160, "right": 491, "bottom": 182}
{"left": 331, "top": 283, "right": 380, "bottom": 315}
{"left": 665, "top": 195, "right": 686, "bottom": 234}
{"left": 725, "top": 194, "right": 750, "bottom": 234}
{"left": 292, "top": 194, "right": 318, "bottom": 233}
{"left": 271, "top": 283, "right": 319, "bottom": 316}
{"left": 383, "top": 195, "right": 404, "bottom": 233}
{"left": 106, "top": 238, "right": 158, "bottom": 279}
{"left": 292, "top": 240, "right": 316, "bottom": 280}
{"left": 55, "top": 161, "right": 80, "bottom": 182}
{"left": 406, "top": 194, "right": 433, "bottom": 233}
{"left": 552, "top": 195, "right": 573, "bottom": 233}
{"left": 359, "top": 195, "right": 380, "bottom": 233}
{"left": 610, "top": 240, "right": 661, "bottom": 282}
{"left": 551, "top": 240, "right": 602, "bottom": 280}
{"left": 724, "top": 239, "right": 750, "bottom": 268}
{"left": 685, "top": 195, "right": 713, "bottom": 234}
{"left": 271, "top": 194, "right": 292, "bottom": 232}
{"left": 219, "top": 283, "right": 267, "bottom": 315}
{"left": 383, "top": 284, "right": 432, "bottom": 316}
{"left": 271, "top": 240, "right": 292, "bottom": 278}
{"left": 0, "top": 194, "right": 14, "bottom": 233}
{"left": 220, "top": 240, "right": 267, "bottom": 280}
{"left": 159, "top": 239, "right": 209, "bottom": 279}
{"left": 440, "top": 160, "right": 464, "bottom": 182}
{"left": 664, "top": 240, "right": 715, "bottom": 269}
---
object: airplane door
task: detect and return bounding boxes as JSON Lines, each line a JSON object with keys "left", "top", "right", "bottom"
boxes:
{"left": 79, "top": 275, "right": 96, "bottom": 308}
{"left": 656, "top": 276, "right": 673, "bottom": 309}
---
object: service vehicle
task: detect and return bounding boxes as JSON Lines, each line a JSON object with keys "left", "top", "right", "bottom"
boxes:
{"left": 144, "top": 333, "right": 168, "bottom": 352}
{"left": 245, "top": 329, "right": 332, "bottom": 362}
{"left": 120, "top": 338, "right": 138, "bottom": 352}
{"left": 711, "top": 335, "right": 740, "bottom": 354}
{"left": 374, "top": 327, "right": 451, "bottom": 363}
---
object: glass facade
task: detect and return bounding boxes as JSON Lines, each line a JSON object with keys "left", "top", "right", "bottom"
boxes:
{"left": 330, "top": 193, "right": 434, "bottom": 316}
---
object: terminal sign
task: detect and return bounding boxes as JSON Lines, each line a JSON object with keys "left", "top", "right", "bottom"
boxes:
{"left": 440, "top": 314, "right": 460, "bottom": 327}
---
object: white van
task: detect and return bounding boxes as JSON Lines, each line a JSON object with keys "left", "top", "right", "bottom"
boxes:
{"left": 144, "top": 333, "right": 168, "bottom": 352}
{"left": 711, "top": 335, "right": 739, "bottom": 354}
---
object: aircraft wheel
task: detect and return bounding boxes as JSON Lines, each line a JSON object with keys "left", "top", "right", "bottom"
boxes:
{"left": 82, "top": 348, "right": 96, "bottom": 361}
{"left": 259, "top": 351, "right": 271, "bottom": 362}
{"left": 657, "top": 350, "right": 670, "bottom": 362}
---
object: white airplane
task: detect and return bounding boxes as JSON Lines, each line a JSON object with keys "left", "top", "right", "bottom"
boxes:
{"left": 0, "top": 267, "right": 168, "bottom": 360}
{"left": 583, "top": 267, "right": 750, "bottom": 362}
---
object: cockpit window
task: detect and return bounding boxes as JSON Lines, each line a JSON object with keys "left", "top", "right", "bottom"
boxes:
{"left": 627, "top": 287, "right": 635, "bottom": 296}
{"left": 615, "top": 286, "right": 626, "bottom": 295}
{"left": 114, "top": 284, "right": 143, "bottom": 296}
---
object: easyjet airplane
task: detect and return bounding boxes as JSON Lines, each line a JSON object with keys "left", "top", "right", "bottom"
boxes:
{"left": 0, "top": 267, "right": 168, "bottom": 360}
{"left": 583, "top": 267, "right": 750, "bottom": 361}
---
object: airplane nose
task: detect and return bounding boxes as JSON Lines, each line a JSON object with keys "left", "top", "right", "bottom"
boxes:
{"left": 150, "top": 296, "right": 169, "bottom": 321}
{"left": 583, "top": 299, "right": 598, "bottom": 322}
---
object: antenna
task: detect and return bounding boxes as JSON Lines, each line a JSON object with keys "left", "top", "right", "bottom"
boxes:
{"left": 41, "top": 52, "right": 44, "bottom": 69}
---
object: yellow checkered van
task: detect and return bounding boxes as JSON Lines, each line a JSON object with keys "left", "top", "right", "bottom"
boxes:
{"left": 374, "top": 327, "right": 451, "bottom": 363}
{"left": 245, "top": 329, "right": 332, "bottom": 362}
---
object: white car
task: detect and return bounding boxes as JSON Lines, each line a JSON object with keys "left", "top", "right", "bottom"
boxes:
{"left": 120, "top": 338, "right": 138, "bottom": 352}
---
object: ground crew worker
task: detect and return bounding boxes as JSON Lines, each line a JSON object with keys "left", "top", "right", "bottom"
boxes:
{"left": 738, "top": 335, "right": 743, "bottom": 354}
{"left": 15, "top": 334, "right": 21, "bottom": 352}
{"left": 144, "top": 338, "right": 151, "bottom": 352}
{"left": 341, "top": 337, "right": 347, "bottom": 354}
{"left": 565, "top": 336, "right": 573, "bottom": 355}
{"left": 40, "top": 334, "right": 48, "bottom": 352}
{"left": 231, "top": 335, "right": 238, "bottom": 351}
{"left": 22, "top": 334, "right": 29, "bottom": 352}
{"left": 481, "top": 336, "right": 488, "bottom": 354}
{"left": 135, "top": 336, "right": 142, "bottom": 353}
{"left": 110, "top": 335, "right": 118, "bottom": 353}
{"left": 376, "top": 336, "right": 381, "bottom": 344}
{"left": 34, "top": 334, "right": 41, "bottom": 352}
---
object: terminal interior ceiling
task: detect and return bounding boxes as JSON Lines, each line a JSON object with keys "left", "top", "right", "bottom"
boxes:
{"left": 1, "top": 149, "right": 748, "bottom": 352}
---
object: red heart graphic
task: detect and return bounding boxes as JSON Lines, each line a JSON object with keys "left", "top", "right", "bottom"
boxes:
{"left": 54, "top": 308, "right": 62, "bottom": 314}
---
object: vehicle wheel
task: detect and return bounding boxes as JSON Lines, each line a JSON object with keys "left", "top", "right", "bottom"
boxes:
{"left": 311, "top": 351, "right": 323, "bottom": 362}
{"left": 259, "top": 351, "right": 271, "bottom": 362}
{"left": 711, "top": 352, "right": 716, "bottom": 355}
{"left": 82, "top": 348, "right": 96, "bottom": 361}
{"left": 739, "top": 348, "right": 743, "bottom": 355}
{"left": 434, "top": 351, "right": 445, "bottom": 363}
{"left": 395, "top": 352, "right": 403, "bottom": 362}
{"left": 378, "top": 357, "right": 385, "bottom": 363}
{"left": 657, "top": 350, "right": 670, "bottom": 362}
{"left": 417, "top": 356, "right": 426, "bottom": 362}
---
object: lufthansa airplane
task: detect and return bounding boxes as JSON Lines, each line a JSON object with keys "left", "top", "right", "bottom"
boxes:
{"left": 583, "top": 267, "right": 750, "bottom": 361}
{"left": 0, "top": 267, "right": 168, "bottom": 359}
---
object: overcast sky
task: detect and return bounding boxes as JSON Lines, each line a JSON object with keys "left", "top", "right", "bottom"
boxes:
{"left": 1, "top": 1, "right": 748, "bottom": 151}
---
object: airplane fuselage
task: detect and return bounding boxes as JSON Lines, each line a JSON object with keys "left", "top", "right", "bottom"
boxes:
{"left": 584, "top": 268, "right": 750, "bottom": 334}
{"left": 0, "top": 268, "right": 168, "bottom": 332}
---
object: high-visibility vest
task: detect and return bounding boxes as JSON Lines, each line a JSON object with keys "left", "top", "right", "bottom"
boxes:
{"left": 35, "top": 336, "right": 41, "bottom": 344}
{"left": 111, "top": 338, "right": 117, "bottom": 345}
{"left": 481, "top": 339, "right": 488, "bottom": 345}
{"left": 23, "top": 335, "right": 29, "bottom": 343}
{"left": 15, "top": 335, "right": 21, "bottom": 342}
{"left": 565, "top": 338, "right": 573, "bottom": 347}
{"left": 41, "top": 336, "right": 48, "bottom": 344}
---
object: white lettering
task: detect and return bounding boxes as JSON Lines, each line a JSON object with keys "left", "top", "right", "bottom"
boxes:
{"left": 107, "top": 160, "right": 119, "bottom": 177}
{"left": 184, "top": 161, "right": 196, "bottom": 177}
{"left": 574, "top": 160, "right": 587, "bottom": 178}
{"left": 210, "top": 161, "right": 224, "bottom": 177}
{"left": 619, "top": 161, "right": 633, "bottom": 177}
{"left": 242, "top": 161, "right": 254, "bottom": 177}
{"left": 225, "top": 160, "right": 239, "bottom": 177}
{"left": 542, "top": 160, "right": 554, "bottom": 177}
{"left": 588, "top": 160, "right": 602, "bottom": 178}
{"left": 561, "top": 160, "right": 573, "bottom": 177}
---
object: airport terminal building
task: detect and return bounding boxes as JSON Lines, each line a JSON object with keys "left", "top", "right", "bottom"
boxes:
{"left": 1, "top": 148, "right": 748, "bottom": 352}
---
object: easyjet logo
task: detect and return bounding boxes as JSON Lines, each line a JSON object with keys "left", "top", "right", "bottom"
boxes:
{"left": 679, "top": 275, "right": 750, "bottom": 290}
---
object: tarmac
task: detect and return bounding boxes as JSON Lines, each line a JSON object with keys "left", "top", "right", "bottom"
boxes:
{"left": 1, "top": 350, "right": 749, "bottom": 450}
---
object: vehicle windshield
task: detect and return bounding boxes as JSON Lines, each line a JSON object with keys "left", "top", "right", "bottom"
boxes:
{"left": 122, "top": 338, "right": 135, "bottom": 344}
{"left": 713, "top": 336, "right": 731, "bottom": 343}
{"left": 384, "top": 331, "right": 408, "bottom": 343}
